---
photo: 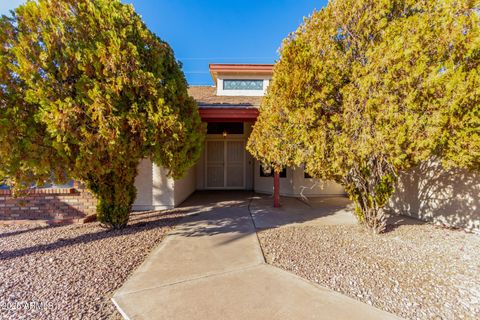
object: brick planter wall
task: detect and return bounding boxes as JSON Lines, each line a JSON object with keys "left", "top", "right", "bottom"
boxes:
{"left": 0, "top": 187, "right": 97, "bottom": 225}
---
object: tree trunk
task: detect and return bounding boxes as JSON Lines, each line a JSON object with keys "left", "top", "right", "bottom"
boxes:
{"left": 361, "top": 202, "right": 386, "bottom": 234}
{"left": 273, "top": 171, "right": 280, "bottom": 208}
{"left": 90, "top": 170, "right": 137, "bottom": 229}
{"left": 345, "top": 156, "right": 395, "bottom": 234}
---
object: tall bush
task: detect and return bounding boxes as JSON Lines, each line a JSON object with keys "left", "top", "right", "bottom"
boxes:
{"left": 0, "top": 0, "right": 205, "bottom": 228}
{"left": 247, "top": 0, "right": 479, "bottom": 233}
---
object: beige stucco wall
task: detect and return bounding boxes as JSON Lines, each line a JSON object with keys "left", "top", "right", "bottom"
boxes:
{"left": 152, "top": 163, "right": 175, "bottom": 210}
{"left": 387, "top": 159, "right": 479, "bottom": 233}
{"left": 196, "top": 147, "right": 206, "bottom": 190}
{"left": 291, "top": 167, "right": 346, "bottom": 196}
{"left": 132, "top": 159, "right": 154, "bottom": 211}
{"left": 132, "top": 159, "right": 197, "bottom": 211}
{"left": 253, "top": 162, "right": 345, "bottom": 197}
{"left": 174, "top": 166, "right": 196, "bottom": 206}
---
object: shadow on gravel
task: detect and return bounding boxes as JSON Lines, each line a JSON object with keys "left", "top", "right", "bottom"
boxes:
{"left": 0, "top": 191, "right": 431, "bottom": 262}
{"left": 384, "top": 215, "right": 426, "bottom": 233}
{"left": 0, "top": 192, "right": 252, "bottom": 262}
{"left": 0, "top": 211, "right": 189, "bottom": 261}
{"left": 0, "top": 225, "right": 63, "bottom": 239}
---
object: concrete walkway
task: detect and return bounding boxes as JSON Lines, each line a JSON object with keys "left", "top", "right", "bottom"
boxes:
{"left": 250, "top": 195, "right": 358, "bottom": 228}
{"left": 113, "top": 192, "right": 401, "bottom": 320}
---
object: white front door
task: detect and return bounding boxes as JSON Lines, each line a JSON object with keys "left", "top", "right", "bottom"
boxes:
{"left": 205, "top": 140, "right": 245, "bottom": 189}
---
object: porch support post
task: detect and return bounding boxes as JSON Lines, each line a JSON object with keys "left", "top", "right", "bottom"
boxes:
{"left": 273, "top": 171, "right": 280, "bottom": 208}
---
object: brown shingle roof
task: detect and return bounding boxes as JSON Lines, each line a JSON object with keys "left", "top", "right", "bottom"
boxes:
{"left": 188, "top": 86, "right": 263, "bottom": 108}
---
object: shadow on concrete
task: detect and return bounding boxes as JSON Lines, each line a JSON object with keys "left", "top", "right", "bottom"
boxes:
{"left": 250, "top": 195, "right": 356, "bottom": 229}
{"left": 0, "top": 192, "right": 257, "bottom": 261}
{"left": 161, "top": 191, "right": 358, "bottom": 244}
{"left": 7, "top": 175, "right": 474, "bottom": 263}
{"left": 167, "top": 191, "right": 256, "bottom": 242}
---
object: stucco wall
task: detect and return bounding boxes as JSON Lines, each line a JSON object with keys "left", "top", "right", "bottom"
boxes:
{"left": 245, "top": 122, "right": 254, "bottom": 190}
{"left": 291, "top": 167, "right": 345, "bottom": 196}
{"left": 174, "top": 166, "right": 196, "bottom": 206}
{"left": 196, "top": 147, "right": 206, "bottom": 190}
{"left": 133, "top": 159, "right": 176, "bottom": 211}
{"left": 133, "top": 159, "right": 196, "bottom": 211}
{"left": 132, "top": 159, "right": 154, "bottom": 211}
{"left": 253, "top": 161, "right": 345, "bottom": 197}
{"left": 254, "top": 174, "right": 293, "bottom": 195}
{"left": 387, "top": 159, "right": 480, "bottom": 233}
{"left": 253, "top": 161, "right": 295, "bottom": 195}
{"left": 152, "top": 163, "right": 175, "bottom": 210}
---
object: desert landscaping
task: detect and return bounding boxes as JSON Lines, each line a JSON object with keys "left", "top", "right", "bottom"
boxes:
{"left": 0, "top": 210, "right": 187, "bottom": 319}
{"left": 258, "top": 223, "right": 480, "bottom": 319}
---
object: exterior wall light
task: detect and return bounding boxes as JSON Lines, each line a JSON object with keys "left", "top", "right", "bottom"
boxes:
{"left": 222, "top": 130, "right": 228, "bottom": 138}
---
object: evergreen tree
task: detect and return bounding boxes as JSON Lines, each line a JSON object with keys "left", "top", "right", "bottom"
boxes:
{"left": 0, "top": 0, "right": 205, "bottom": 228}
{"left": 248, "top": 0, "right": 479, "bottom": 233}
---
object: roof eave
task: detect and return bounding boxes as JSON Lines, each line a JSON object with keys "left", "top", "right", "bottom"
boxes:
{"left": 209, "top": 64, "right": 274, "bottom": 83}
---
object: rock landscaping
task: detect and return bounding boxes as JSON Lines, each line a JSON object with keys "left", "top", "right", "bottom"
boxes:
{"left": 258, "top": 223, "right": 480, "bottom": 320}
{"left": 0, "top": 210, "right": 186, "bottom": 320}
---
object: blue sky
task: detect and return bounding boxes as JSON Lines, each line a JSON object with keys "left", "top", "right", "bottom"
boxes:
{"left": 0, "top": 0, "right": 326, "bottom": 85}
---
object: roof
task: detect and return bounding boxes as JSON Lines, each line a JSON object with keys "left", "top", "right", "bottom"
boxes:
{"left": 209, "top": 64, "right": 274, "bottom": 83}
{"left": 188, "top": 86, "right": 263, "bottom": 108}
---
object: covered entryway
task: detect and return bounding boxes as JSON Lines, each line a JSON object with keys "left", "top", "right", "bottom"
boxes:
{"left": 196, "top": 107, "right": 259, "bottom": 191}
{"left": 205, "top": 139, "right": 246, "bottom": 189}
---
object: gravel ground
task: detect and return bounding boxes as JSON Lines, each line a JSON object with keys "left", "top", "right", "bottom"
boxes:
{"left": 0, "top": 210, "right": 186, "bottom": 320}
{"left": 258, "top": 223, "right": 480, "bottom": 320}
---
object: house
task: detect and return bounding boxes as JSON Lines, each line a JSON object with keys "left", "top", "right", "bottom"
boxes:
{"left": 1, "top": 63, "right": 477, "bottom": 232}
{"left": 131, "top": 64, "right": 345, "bottom": 211}
{"left": 0, "top": 63, "right": 343, "bottom": 224}
{"left": 130, "top": 63, "right": 479, "bottom": 233}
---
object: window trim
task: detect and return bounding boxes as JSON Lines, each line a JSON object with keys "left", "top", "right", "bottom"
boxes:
{"left": 216, "top": 77, "right": 270, "bottom": 97}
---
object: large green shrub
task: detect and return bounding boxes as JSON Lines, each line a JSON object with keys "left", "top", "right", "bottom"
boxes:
{"left": 247, "top": 0, "right": 479, "bottom": 233}
{"left": 0, "top": 0, "right": 205, "bottom": 228}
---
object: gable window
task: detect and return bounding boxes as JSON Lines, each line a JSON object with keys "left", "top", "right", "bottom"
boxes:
{"left": 223, "top": 79, "right": 263, "bottom": 91}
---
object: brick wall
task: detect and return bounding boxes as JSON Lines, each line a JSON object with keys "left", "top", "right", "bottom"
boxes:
{"left": 0, "top": 187, "right": 97, "bottom": 224}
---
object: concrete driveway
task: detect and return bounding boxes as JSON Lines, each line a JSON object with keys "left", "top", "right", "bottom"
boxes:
{"left": 112, "top": 191, "right": 401, "bottom": 320}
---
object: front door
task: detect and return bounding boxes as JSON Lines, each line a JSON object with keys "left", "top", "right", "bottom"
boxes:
{"left": 205, "top": 140, "right": 245, "bottom": 189}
